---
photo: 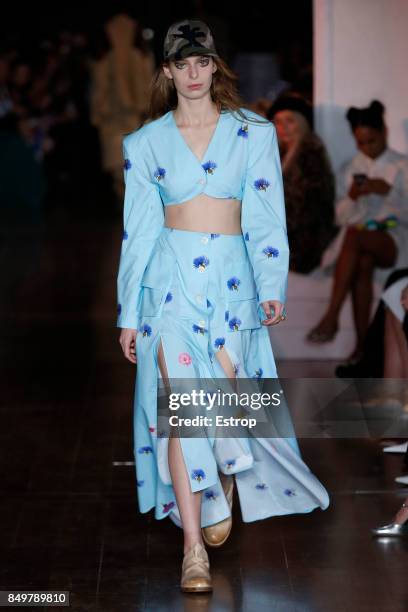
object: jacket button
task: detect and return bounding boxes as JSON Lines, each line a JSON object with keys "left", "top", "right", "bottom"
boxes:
{"left": 198, "top": 319, "right": 206, "bottom": 327}
{"left": 200, "top": 236, "right": 209, "bottom": 244}
{"left": 195, "top": 294, "right": 203, "bottom": 303}
{"left": 198, "top": 178, "right": 206, "bottom": 185}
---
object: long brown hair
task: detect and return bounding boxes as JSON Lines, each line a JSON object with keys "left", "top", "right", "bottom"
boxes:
{"left": 144, "top": 55, "right": 270, "bottom": 126}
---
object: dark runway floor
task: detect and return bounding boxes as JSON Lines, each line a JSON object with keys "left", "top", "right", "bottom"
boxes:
{"left": 0, "top": 205, "right": 407, "bottom": 612}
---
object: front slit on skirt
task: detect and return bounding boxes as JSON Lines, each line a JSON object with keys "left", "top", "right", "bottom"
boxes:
{"left": 133, "top": 227, "right": 330, "bottom": 528}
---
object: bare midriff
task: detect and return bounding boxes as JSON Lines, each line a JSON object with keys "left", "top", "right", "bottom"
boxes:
{"left": 164, "top": 193, "right": 242, "bottom": 235}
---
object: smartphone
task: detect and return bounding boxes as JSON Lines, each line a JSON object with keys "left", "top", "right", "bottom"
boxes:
{"left": 353, "top": 173, "right": 367, "bottom": 186}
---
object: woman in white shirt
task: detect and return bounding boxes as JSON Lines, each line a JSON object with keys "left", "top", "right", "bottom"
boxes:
{"left": 307, "top": 100, "right": 408, "bottom": 365}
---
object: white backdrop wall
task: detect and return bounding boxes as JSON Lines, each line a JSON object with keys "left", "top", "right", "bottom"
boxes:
{"left": 313, "top": 0, "right": 408, "bottom": 172}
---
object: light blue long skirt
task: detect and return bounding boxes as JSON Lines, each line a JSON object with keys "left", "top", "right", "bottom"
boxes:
{"left": 134, "top": 227, "right": 330, "bottom": 528}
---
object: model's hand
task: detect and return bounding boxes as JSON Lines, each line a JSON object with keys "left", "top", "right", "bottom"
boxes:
{"left": 260, "top": 300, "right": 286, "bottom": 326}
{"left": 119, "top": 328, "right": 137, "bottom": 364}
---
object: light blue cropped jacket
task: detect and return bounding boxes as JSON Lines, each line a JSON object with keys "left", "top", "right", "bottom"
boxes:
{"left": 117, "top": 107, "right": 289, "bottom": 329}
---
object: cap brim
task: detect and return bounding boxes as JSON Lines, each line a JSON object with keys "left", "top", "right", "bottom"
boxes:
{"left": 165, "top": 50, "right": 218, "bottom": 62}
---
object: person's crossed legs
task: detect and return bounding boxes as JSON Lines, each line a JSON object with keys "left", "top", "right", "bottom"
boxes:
{"left": 307, "top": 226, "right": 397, "bottom": 360}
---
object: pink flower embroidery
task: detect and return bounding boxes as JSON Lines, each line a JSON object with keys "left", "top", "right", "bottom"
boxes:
{"left": 178, "top": 352, "right": 192, "bottom": 366}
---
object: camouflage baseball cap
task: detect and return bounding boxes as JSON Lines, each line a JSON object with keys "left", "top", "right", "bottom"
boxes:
{"left": 163, "top": 18, "right": 219, "bottom": 62}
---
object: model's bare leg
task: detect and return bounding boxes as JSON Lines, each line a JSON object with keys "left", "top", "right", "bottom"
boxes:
{"left": 158, "top": 339, "right": 237, "bottom": 554}
{"left": 349, "top": 254, "right": 375, "bottom": 360}
{"left": 393, "top": 498, "right": 408, "bottom": 524}
{"left": 384, "top": 307, "right": 408, "bottom": 378}
{"left": 214, "top": 346, "right": 239, "bottom": 393}
{"left": 308, "top": 227, "right": 397, "bottom": 340}
{"left": 168, "top": 437, "right": 203, "bottom": 554}
{"left": 157, "top": 339, "right": 203, "bottom": 554}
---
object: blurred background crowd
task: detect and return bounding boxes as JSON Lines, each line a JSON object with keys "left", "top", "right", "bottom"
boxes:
{"left": 0, "top": 1, "right": 312, "bottom": 219}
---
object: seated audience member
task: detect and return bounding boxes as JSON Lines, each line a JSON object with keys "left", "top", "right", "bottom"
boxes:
{"left": 307, "top": 100, "right": 408, "bottom": 365}
{"left": 371, "top": 272, "right": 408, "bottom": 537}
{"left": 267, "top": 94, "right": 339, "bottom": 274}
{"left": 335, "top": 269, "right": 408, "bottom": 377}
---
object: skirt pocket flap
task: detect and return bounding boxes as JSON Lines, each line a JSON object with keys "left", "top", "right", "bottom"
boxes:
{"left": 140, "top": 287, "right": 168, "bottom": 317}
{"left": 141, "top": 251, "right": 174, "bottom": 289}
{"left": 225, "top": 263, "right": 257, "bottom": 301}
{"left": 226, "top": 297, "right": 261, "bottom": 331}
{"left": 140, "top": 251, "right": 175, "bottom": 317}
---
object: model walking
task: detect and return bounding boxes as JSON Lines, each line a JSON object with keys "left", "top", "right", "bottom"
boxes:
{"left": 117, "top": 18, "right": 330, "bottom": 593}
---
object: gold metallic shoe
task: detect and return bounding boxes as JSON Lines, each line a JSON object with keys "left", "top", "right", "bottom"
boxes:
{"left": 180, "top": 542, "right": 212, "bottom": 593}
{"left": 202, "top": 474, "right": 234, "bottom": 547}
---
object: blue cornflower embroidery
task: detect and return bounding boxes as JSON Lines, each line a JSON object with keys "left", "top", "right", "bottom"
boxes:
{"left": 202, "top": 160, "right": 217, "bottom": 174}
{"left": 154, "top": 166, "right": 166, "bottom": 181}
{"left": 253, "top": 368, "right": 263, "bottom": 379}
{"left": 192, "top": 323, "right": 206, "bottom": 334}
{"left": 193, "top": 255, "right": 210, "bottom": 271}
{"left": 165, "top": 292, "right": 173, "bottom": 303}
{"left": 138, "top": 445, "right": 153, "bottom": 454}
{"left": 205, "top": 490, "right": 218, "bottom": 501}
{"left": 136, "top": 479, "right": 144, "bottom": 487}
{"left": 227, "top": 276, "right": 241, "bottom": 291}
{"left": 224, "top": 458, "right": 236, "bottom": 469}
{"left": 162, "top": 501, "right": 175, "bottom": 513}
{"left": 255, "top": 483, "right": 268, "bottom": 490}
{"left": 263, "top": 246, "right": 279, "bottom": 258}
{"left": 254, "top": 178, "right": 270, "bottom": 191}
{"left": 140, "top": 323, "right": 152, "bottom": 337}
{"left": 244, "top": 231, "right": 249, "bottom": 241}
{"left": 228, "top": 317, "right": 241, "bottom": 331}
{"left": 210, "top": 233, "right": 220, "bottom": 239}
{"left": 124, "top": 158, "right": 132, "bottom": 170}
{"left": 237, "top": 124, "right": 249, "bottom": 138}
{"left": 214, "top": 337, "right": 225, "bottom": 350}
{"left": 225, "top": 310, "right": 229, "bottom": 322}
{"left": 117, "top": 303, "right": 122, "bottom": 315}
{"left": 191, "top": 468, "right": 206, "bottom": 482}
{"left": 122, "top": 230, "right": 128, "bottom": 240}
{"left": 284, "top": 488, "right": 296, "bottom": 497}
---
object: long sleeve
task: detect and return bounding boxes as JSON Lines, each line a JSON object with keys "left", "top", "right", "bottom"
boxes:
{"left": 131, "top": 49, "right": 155, "bottom": 115}
{"left": 117, "top": 132, "right": 164, "bottom": 329}
{"left": 89, "top": 57, "right": 110, "bottom": 127}
{"left": 241, "top": 121, "right": 289, "bottom": 305}
{"left": 386, "top": 159, "right": 408, "bottom": 223}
